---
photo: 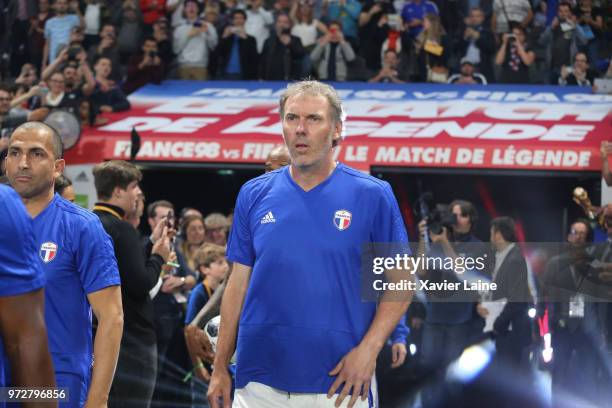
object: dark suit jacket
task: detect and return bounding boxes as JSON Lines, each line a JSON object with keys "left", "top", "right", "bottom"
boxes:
{"left": 492, "top": 245, "right": 532, "bottom": 343}
{"left": 217, "top": 33, "right": 259, "bottom": 80}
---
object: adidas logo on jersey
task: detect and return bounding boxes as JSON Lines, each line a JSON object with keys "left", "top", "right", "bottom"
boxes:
{"left": 261, "top": 211, "right": 276, "bottom": 224}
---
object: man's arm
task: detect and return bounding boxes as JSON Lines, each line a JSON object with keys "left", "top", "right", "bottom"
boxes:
{"left": 208, "top": 262, "right": 252, "bottom": 408}
{"left": 328, "top": 267, "right": 413, "bottom": 407}
{"left": 85, "top": 286, "right": 123, "bottom": 408}
{"left": 0, "top": 289, "right": 57, "bottom": 408}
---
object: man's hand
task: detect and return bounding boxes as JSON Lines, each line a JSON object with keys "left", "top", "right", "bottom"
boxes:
{"left": 429, "top": 227, "right": 449, "bottom": 244}
{"left": 476, "top": 303, "right": 489, "bottom": 318}
{"left": 161, "top": 275, "right": 185, "bottom": 293}
{"left": 208, "top": 367, "right": 233, "bottom": 408}
{"left": 152, "top": 226, "right": 171, "bottom": 261}
{"left": 99, "top": 105, "right": 113, "bottom": 113}
{"left": 418, "top": 220, "right": 428, "bottom": 242}
{"left": 390, "top": 342, "right": 407, "bottom": 369}
{"left": 327, "top": 343, "right": 377, "bottom": 408}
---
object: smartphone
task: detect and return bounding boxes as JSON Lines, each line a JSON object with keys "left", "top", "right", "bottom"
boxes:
{"left": 166, "top": 210, "right": 174, "bottom": 229}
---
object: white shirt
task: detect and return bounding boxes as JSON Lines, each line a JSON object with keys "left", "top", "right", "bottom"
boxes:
{"left": 84, "top": 3, "right": 101, "bottom": 35}
{"left": 493, "top": 243, "right": 515, "bottom": 282}
{"left": 291, "top": 20, "right": 320, "bottom": 48}
{"left": 245, "top": 7, "right": 273, "bottom": 53}
{"left": 173, "top": 22, "right": 219, "bottom": 66}
{"left": 493, "top": 0, "right": 531, "bottom": 33}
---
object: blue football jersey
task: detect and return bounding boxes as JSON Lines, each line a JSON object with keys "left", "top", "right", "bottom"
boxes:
{"left": 32, "top": 194, "right": 120, "bottom": 404}
{"left": 0, "top": 185, "right": 44, "bottom": 388}
{"left": 227, "top": 163, "right": 409, "bottom": 393}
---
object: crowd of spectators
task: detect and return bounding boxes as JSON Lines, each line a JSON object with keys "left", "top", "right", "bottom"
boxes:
{"left": 0, "top": 0, "right": 610, "bottom": 141}
{"left": 0, "top": 0, "right": 610, "bottom": 123}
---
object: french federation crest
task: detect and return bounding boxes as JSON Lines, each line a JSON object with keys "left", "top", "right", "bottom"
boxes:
{"left": 333, "top": 210, "right": 352, "bottom": 231}
{"left": 40, "top": 242, "right": 58, "bottom": 263}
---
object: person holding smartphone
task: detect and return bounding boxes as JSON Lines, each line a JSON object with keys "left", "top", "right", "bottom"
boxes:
{"left": 173, "top": 0, "right": 218, "bottom": 80}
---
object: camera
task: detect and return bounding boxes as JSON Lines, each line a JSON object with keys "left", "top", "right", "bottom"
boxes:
{"left": 281, "top": 27, "right": 291, "bottom": 35}
{"left": 67, "top": 46, "right": 81, "bottom": 61}
{"left": 148, "top": 50, "right": 158, "bottom": 58}
{"left": 166, "top": 210, "right": 174, "bottom": 229}
{"left": 194, "top": 19, "right": 202, "bottom": 28}
{"left": 415, "top": 193, "right": 458, "bottom": 235}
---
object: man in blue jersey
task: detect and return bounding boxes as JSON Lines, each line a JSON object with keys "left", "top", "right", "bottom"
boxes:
{"left": 5, "top": 122, "right": 123, "bottom": 408}
{"left": 0, "top": 184, "right": 57, "bottom": 407}
{"left": 208, "top": 81, "right": 413, "bottom": 408}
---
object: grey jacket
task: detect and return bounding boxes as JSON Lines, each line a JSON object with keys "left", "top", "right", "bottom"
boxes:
{"left": 311, "top": 40, "right": 355, "bottom": 81}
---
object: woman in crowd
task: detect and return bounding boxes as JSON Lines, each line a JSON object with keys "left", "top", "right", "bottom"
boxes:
{"left": 413, "top": 13, "right": 449, "bottom": 83}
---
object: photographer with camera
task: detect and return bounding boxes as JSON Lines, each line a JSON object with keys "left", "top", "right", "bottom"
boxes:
{"left": 87, "top": 23, "right": 122, "bottom": 82}
{"left": 173, "top": 0, "right": 218, "bottom": 81}
{"left": 415, "top": 198, "right": 485, "bottom": 408}
{"left": 260, "top": 13, "right": 305, "bottom": 80}
{"left": 538, "top": 2, "right": 588, "bottom": 84}
{"left": 495, "top": 23, "right": 534, "bottom": 83}
{"left": 558, "top": 52, "right": 596, "bottom": 87}
{"left": 122, "top": 37, "right": 165, "bottom": 95}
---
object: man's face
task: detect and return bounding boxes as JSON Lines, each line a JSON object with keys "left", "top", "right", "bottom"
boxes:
{"left": 54, "top": 0, "right": 68, "bottom": 14}
{"left": 329, "top": 23, "right": 342, "bottom": 42}
{"left": 63, "top": 66, "right": 78, "bottom": 87}
{"left": 0, "top": 90, "right": 11, "bottom": 115}
{"left": 574, "top": 53, "right": 588, "bottom": 71}
{"left": 39, "top": 0, "right": 49, "bottom": 11}
{"left": 100, "top": 25, "right": 116, "bottom": 40}
{"left": 452, "top": 204, "right": 472, "bottom": 234}
{"left": 282, "top": 94, "right": 340, "bottom": 169}
{"left": 265, "top": 150, "right": 291, "bottom": 172}
{"left": 233, "top": 13, "right": 246, "bottom": 27}
{"left": 558, "top": 5, "right": 571, "bottom": 20}
{"left": 142, "top": 40, "right": 158, "bottom": 54}
{"left": 148, "top": 205, "right": 173, "bottom": 231}
{"left": 251, "top": 0, "right": 263, "bottom": 9}
{"left": 184, "top": 2, "right": 198, "bottom": 20}
{"left": 115, "top": 180, "right": 142, "bottom": 214}
{"left": 461, "top": 63, "right": 474, "bottom": 76}
{"left": 512, "top": 28, "right": 525, "bottom": 43}
{"left": 203, "top": 258, "right": 229, "bottom": 280}
{"left": 469, "top": 9, "right": 484, "bottom": 26}
{"left": 206, "top": 227, "right": 227, "bottom": 245}
{"left": 383, "top": 51, "right": 398, "bottom": 69}
{"left": 276, "top": 15, "right": 291, "bottom": 32}
{"left": 5, "top": 128, "right": 64, "bottom": 200}
{"left": 94, "top": 58, "right": 112, "bottom": 78}
{"left": 567, "top": 222, "right": 588, "bottom": 247}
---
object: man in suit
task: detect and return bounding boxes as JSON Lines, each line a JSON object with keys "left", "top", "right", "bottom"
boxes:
{"left": 489, "top": 216, "right": 533, "bottom": 371}
{"left": 544, "top": 219, "right": 604, "bottom": 407}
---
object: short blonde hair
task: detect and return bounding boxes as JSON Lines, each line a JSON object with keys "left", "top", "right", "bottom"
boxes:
{"left": 195, "top": 243, "right": 226, "bottom": 269}
{"left": 279, "top": 80, "right": 345, "bottom": 127}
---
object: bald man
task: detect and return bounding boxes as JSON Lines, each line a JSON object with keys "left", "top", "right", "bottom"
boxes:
{"left": 5, "top": 122, "right": 123, "bottom": 408}
{"left": 265, "top": 144, "right": 291, "bottom": 173}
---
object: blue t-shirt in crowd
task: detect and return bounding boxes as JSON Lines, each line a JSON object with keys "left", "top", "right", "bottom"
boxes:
{"left": 326, "top": 0, "right": 362, "bottom": 40}
{"left": 44, "top": 14, "right": 81, "bottom": 63}
{"left": 185, "top": 282, "right": 212, "bottom": 324}
{"left": 401, "top": 0, "right": 439, "bottom": 38}
{"left": 32, "top": 194, "right": 120, "bottom": 406}
{"left": 0, "top": 185, "right": 44, "bottom": 388}
{"left": 227, "top": 163, "right": 409, "bottom": 394}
